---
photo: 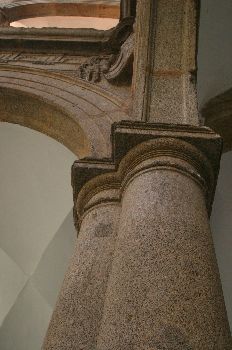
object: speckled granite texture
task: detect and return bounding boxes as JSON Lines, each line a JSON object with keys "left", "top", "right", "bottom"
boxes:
{"left": 44, "top": 122, "right": 232, "bottom": 349}
{"left": 43, "top": 202, "right": 120, "bottom": 349}
{"left": 97, "top": 169, "right": 232, "bottom": 349}
{"left": 133, "top": 0, "right": 199, "bottom": 124}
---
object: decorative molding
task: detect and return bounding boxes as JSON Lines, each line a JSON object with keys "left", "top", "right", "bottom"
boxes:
{"left": 0, "top": 16, "right": 134, "bottom": 56}
{"left": 105, "top": 32, "right": 134, "bottom": 81}
{"left": 0, "top": 65, "right": 129, "bottom": 159}
{"left": 77, "top": 55, "right": 115, "bottom": 83}
{"left": 0, "top": 27, "right": 115, "bottom": 54}
{"left": 0, "top": 51, "right": 89, "bottom": 67}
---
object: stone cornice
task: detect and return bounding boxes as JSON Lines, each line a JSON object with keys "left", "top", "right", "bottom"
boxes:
{"left": 0, "top": 26, "right": 116, "bottom": 54}
{"left": 0, "top": 15, "right": 134, "bottom": 55}
{"left": 72, "top": 122, "right": 222, "bottom": 227}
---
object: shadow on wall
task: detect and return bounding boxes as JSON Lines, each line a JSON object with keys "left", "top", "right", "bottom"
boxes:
{"left": 211, "top": 150, "right": 232, "bottom": 331}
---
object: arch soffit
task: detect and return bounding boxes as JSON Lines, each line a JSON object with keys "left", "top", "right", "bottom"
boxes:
{"left": 202, "top": 88, "right": 232, "bottom": 153}
{"left": 0, "top": 65, "right": 129, "bottom": 158}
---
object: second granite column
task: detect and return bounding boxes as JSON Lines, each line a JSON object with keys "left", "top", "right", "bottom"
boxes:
{"left": 43, "top": 161, "right": 120, "bottom": 349}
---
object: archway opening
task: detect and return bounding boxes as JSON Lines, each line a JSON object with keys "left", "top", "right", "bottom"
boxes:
{"left": 0, "top": 86, "right": 91, "bottom": 158}
{"left": 0, "top": 123, "right": 77, "bottom": 349}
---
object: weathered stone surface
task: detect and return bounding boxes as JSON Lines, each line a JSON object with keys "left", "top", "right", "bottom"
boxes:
{"left": 132, "top": 0, "right": 199, "bottom": 124}
{"left": 77, "top": 17, "right": 134, "bottom": 84}
{"left": 94, "top": 123, "right": 232, "bottom": 349}
{"left": 43, "top": 185, "right": 121, "bottom": 349}
{"left": 0, "top": 68, "right": 131, "bottom": 158}
{"left": 57, "top": 122, "right": 230, "bottom": 350}
{"left": 97, "top": 157, "right": 232, "bottom": 349}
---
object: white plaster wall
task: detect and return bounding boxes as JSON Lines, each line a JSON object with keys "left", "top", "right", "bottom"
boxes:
{"left": 211, "top": 151, "right": 232, "bottom": 331}
{"left": 198, "top": 0, "right": 232, "bottom": 331}
{"left": 0, "top": 123, "right": 76, "bottom": 350}
{"left": 197, "top": 0, "right": 232, "bottom": 108}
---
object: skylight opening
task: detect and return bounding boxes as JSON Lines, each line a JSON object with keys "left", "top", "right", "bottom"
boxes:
{"left": 10, "top": 16, "right": 119, "bottom": 29}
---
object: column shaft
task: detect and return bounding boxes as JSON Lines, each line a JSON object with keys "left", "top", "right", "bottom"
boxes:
{"left": 43, "top": 201, "right": 120, "bottom": 349}
{"left": 97, "top": 149, "right": 232, "bottom": 349}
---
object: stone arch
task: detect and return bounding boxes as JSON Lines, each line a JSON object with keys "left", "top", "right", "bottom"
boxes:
{"left": 0, "top": 65, "right": 129, "bottom": 157}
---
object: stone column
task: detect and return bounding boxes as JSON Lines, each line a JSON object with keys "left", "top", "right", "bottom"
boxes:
{"left": 96, "top": 122, "right": 232, "bottom": 349}
{"left": 43, "top": 161, "right": 120, "bottom": 350}
{"left": 132, "top": 0, "right": 199, "bottom": 124}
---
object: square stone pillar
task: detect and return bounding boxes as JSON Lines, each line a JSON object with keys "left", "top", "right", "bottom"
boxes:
{"left": 132, "top": 0, "right": 199, "bottom": 125}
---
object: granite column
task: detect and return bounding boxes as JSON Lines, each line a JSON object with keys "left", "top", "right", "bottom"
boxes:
{"left": 96, "top": 122, "right": 232, "bottom": 349}
{"left": 43, "top": 161, "right": 120, "bottom": 349}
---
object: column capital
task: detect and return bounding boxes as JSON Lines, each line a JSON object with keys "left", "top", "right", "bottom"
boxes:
{"left": 72, "top": 122, "right": 222, "bottom": 225}
{"left": 72, "top": 160, "right": 120, "bottom": 229}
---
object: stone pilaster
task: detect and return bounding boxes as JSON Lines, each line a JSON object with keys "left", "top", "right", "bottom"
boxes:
{"left": 95, "top": 122, "right": 231, "bottom": 349}
{"left": 42, "top": 162, "right": 121, "bottom": 350}
{"left": 132, "top": 0, "right": 199, "bottom": 124}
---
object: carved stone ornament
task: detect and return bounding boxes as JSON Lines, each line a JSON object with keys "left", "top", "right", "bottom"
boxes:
{"left": 77, "top": 55, "right": 116, "bottom": 83}
{"left": 104, "top": 32, "right": 134, "bottom": 81}
{"left": 76, "top": 16, "right": 134, "bottom": 83}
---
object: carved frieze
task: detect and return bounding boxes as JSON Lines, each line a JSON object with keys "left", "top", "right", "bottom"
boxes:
{"left": 0, "top": 52, "right": 87, "bottom": 66}
{"left": 0, "top": 13, "right": 135, "bottom": 85}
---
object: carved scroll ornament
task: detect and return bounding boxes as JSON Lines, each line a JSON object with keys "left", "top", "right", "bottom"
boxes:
{"left": 77, "top": 16, "right": 134, "bottom": 83}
